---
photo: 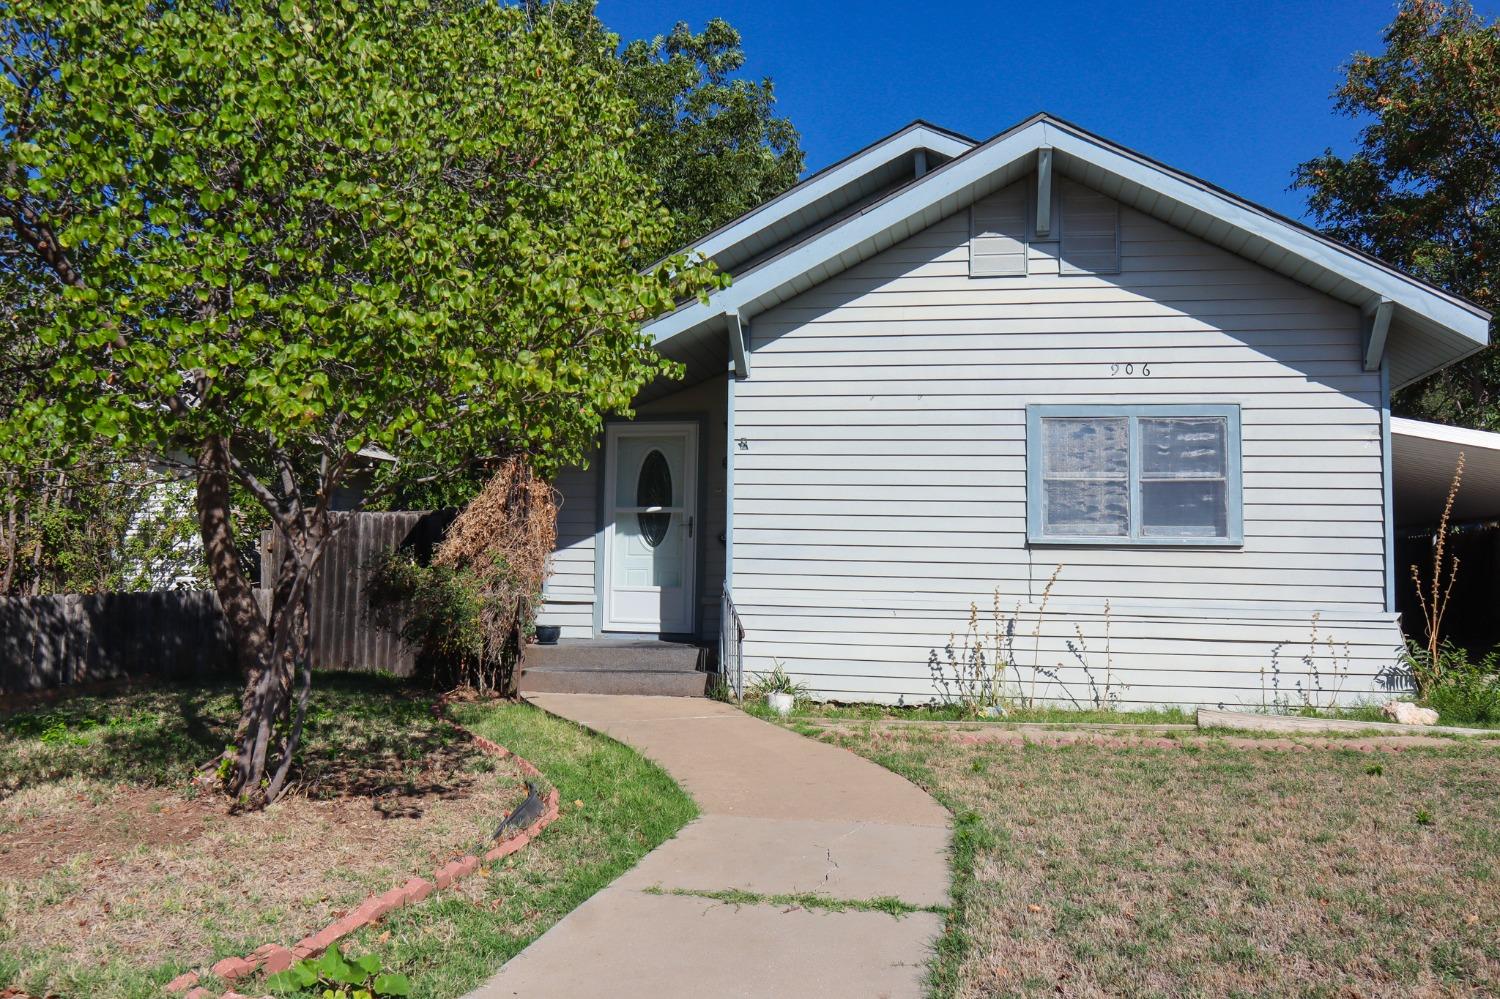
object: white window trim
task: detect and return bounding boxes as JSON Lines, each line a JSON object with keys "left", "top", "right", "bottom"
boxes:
{"left": 1026, "top": 403, "right": 1244, "bottom": 547}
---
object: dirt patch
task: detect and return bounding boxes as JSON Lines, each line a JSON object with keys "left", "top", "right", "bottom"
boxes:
{"left": 0, "top": 678, "right": 530, "bottom": 998}
{"left": 0, "top": 785, "right": 216, "bottom": 879}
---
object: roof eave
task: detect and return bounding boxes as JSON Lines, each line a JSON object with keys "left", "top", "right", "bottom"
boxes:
{"left": 661, "top": 121, "right": 976, "bottom": 273}
{"left": 647, "top": 114, "right": 1492, "bottom": 365}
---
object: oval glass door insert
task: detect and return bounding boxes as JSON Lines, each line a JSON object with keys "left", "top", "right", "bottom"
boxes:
{"left": 636, "top": 449, "right": 672, "bottom": 547}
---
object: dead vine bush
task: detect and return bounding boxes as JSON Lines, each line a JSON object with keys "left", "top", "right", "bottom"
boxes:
{"left": 368, "top": 458, "right": 556, "bottom": 697}
{"left": 433, "top": 457, "right": 557, "bottom": 695}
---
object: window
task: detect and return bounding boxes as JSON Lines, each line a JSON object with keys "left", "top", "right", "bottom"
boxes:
{"left": 1026, "top": 405, "right": 1242, "bottom": 546}
{"left": 636, "top": 449, "right": 673, "bottom": 548}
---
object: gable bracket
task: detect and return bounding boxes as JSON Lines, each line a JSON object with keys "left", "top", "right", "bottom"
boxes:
{"left": 726, "top": 311, "right": 750, "bottom": 379}
{"left": 1363, "top": 298, "right": 1393, "bottom": 372}
{"left": 1034, "top": 146, "right": 1053, "bottom": 237}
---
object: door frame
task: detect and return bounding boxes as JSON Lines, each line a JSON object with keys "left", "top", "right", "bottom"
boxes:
{"left": 594, "top": 417, "right": 706, "bottom": 639}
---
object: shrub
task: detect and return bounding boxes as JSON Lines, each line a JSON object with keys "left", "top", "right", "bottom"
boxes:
{"left": 1263, "top": 613, "right": 1354, "bottom": 713}
{"left": 366, "top": 554, "right": 488, "bottom": 688}
{"left": 1408, "top": 453, "right": 1465, "bottom": 695}
{"left": 747, "top": 661, "right": 810, "bottom": 701}
{"left": 1402, "top": 640, "right": 1500, "bottom": 724}
{"left": 367, "top": 458, "right": 555, "bottom": 695}
{"left": 927, "top": 592, "right": 1017, "bottom": 716}
{"left": 928, "top": 568, "right": 1123, "bottom": 716}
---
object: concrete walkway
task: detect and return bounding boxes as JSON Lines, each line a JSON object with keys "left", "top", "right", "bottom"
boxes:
{"left": 466, "top": 694, "right": 951, "bottom": 999}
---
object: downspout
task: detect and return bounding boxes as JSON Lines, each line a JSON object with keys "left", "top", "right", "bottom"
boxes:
{"left": 1381, "top": 357, "right": 1395, "bottom": 614}
{"left": 724, "top": 314, "right": 747, "bottom": 700}
{"left": 724, "top": 312, "right": 747, "bottom": 592}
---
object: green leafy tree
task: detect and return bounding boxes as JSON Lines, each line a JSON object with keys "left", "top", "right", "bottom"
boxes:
{"left": 526, "top": 2, "right": 803, "bottom": 262}
{"left": 1294, "top": 0, "right": 1499, "bottom": 427}
{"left": 375, "top": 1, "right": 803, "bottom": 511}
{"left": 618, "top": 16, "right": 805, "bottom": 260}
{"left": 0, "top": 0, "right": 718, "bottom": 806}
{"left": 1, "top": 450, "right": 206, "bottom": 595}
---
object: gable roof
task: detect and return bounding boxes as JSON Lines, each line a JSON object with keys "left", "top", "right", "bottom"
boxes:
{"left": 648, "top": 112, "right": 1491, "bottom": 390}
{"left": 674, "top": 120, "right": 975, "bottom": 276}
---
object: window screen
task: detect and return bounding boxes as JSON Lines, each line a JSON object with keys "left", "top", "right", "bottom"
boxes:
{"left": 1028, "top": 406, "right": 1241, "bottom": 545}
{"left": 1040, "top": 417, "right": 1129, "bottom": 536}
{"left": 1139, "top": 417, "right": 1228, "bottom": 538}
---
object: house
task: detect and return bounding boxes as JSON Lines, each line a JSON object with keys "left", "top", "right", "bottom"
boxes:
{"left": 529, "top": 113, "right": 1492, "bottom": 709}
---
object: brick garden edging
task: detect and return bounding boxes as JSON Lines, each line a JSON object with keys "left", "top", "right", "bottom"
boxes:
{"left": 165, "top": 693, "right": 562, "bottom": 999}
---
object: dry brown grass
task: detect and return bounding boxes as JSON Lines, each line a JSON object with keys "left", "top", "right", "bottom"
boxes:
{"left": 819, "top": 724, "right": 1500, "bottom": 999}
{"left": 0, "top": 676, "right": 526, "bottom": 998}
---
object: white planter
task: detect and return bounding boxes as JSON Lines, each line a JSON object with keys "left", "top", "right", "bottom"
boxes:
{"left": 766, "top": 691, "right": 795, "bottom": 717}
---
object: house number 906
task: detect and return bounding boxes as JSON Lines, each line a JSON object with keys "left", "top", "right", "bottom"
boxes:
{"left": 1110, "top": 363, "right": 1151, "bottom": 376}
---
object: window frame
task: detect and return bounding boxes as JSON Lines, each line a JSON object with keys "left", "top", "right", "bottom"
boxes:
{"left": 1026, "top": 403, "right": 1243, "bottom": 547}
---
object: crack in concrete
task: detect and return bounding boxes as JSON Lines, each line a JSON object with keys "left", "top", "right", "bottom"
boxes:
{"left": 640, "top": 884, "right": 943, "bottom": 919}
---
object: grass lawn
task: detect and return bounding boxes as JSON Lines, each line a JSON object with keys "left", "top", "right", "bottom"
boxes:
{"left": 0, "top": 676, "right": 695, "bottom": 999}
{"left": 1318, "top": 702, "right": 1500, "bottom": 731}
{"left": 291, "top": 697, "right": 696, "bottom": 999}
{"left": 811, "top": 721, "right": 1500, "bottom": 998}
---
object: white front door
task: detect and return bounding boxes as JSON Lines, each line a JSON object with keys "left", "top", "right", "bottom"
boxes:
{"left": 603, "top": 423, "right": 697, "bottom": 634}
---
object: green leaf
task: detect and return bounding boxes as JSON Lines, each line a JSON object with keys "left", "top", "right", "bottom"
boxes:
{"left": 373, "top": 973, "right": 412, "bottom": 996}
{"left": 352, "top": 952, "right": 382, "bottom": 975}
{"left": 316, "top": 946, "right": 359, "bottom": 984}
{"left": 1, "top": 0, "right": 733, "bottom": 605}
{"left": 265, "top": 964, "right": 318, "bottom": 995}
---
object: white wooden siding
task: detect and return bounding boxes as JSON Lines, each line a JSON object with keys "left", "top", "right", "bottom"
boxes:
{"left": 537, "top": 376, "right": 728, "bottom": 640}
{"left": 733, "top": 181, "right": 1401, "bottom": 707}
{"left": 536, "top": 454, "right": 600, "bottom": 639}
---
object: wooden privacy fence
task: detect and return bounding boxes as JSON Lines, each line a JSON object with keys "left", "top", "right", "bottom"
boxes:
{"left": 0, "top": 591, "right": 235, "bottom": 695}
{"left": 261, "top": 510, "right": 454, "bottom": 678}
{"left": 1, "top": 510, "right": 452, "bottom": 697}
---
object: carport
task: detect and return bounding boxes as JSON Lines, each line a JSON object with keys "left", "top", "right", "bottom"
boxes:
{"left": 1392, "top": 417, "right": 1500, "bottom": 650}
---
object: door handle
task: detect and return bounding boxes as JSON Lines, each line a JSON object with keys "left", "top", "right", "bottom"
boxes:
{"left": 685, "top": 515, "right": 694, "bottom": 539}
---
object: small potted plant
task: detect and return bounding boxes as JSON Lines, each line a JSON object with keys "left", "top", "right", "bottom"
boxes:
{"left": 752, "top": 662, "right": 807, "bottom": 717}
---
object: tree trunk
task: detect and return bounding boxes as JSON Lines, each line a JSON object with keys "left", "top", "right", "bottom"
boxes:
{"left": 1, "top": 483, "right": 17, "bottom": 594}
{"left": 195, "top": 435, "right": 289, "bottom": 802}
{"left": 195, "top": 435, "right": 334, "bottom": 807}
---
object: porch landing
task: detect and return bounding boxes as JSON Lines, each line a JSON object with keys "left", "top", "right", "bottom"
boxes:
{"left": 519, "top": 639, "right": 708, "bottom": 697}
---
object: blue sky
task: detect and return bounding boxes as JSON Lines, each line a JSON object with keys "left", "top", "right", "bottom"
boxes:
{"left": 595, "top": 0, "right": 1495, "bottom": 221}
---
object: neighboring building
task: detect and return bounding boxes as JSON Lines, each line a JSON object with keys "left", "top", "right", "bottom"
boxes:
{"left": 533, "top": 113, "right": 1491, "bottom": 708}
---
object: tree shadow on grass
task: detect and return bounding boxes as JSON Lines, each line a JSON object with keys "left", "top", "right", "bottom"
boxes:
{"left": 0, "top": 679, "right": 237, "bottom": 792}
{"left": 1, "top": 671, "right": 486, "bottom": 810}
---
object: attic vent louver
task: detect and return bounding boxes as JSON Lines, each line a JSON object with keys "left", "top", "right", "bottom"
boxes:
{"left": 970, "top": 185, "right": 1028, "bottom": 277}
{"left": 1059, "top": 181, "right": 1120, "bottom": 275}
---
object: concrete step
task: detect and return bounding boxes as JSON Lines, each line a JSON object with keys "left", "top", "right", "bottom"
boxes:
{"left": 525, "top": 639, "right": 704, "bottom": 672}
{"left": 520, "top": 639, "right": 710, "bottom": 697}
{"left": 520, "top": 668, "right": 708, "bottom": 697}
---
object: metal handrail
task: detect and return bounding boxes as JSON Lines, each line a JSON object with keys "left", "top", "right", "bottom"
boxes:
{"left": 719, "top": 589, "right": 746, "bottom": 704}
